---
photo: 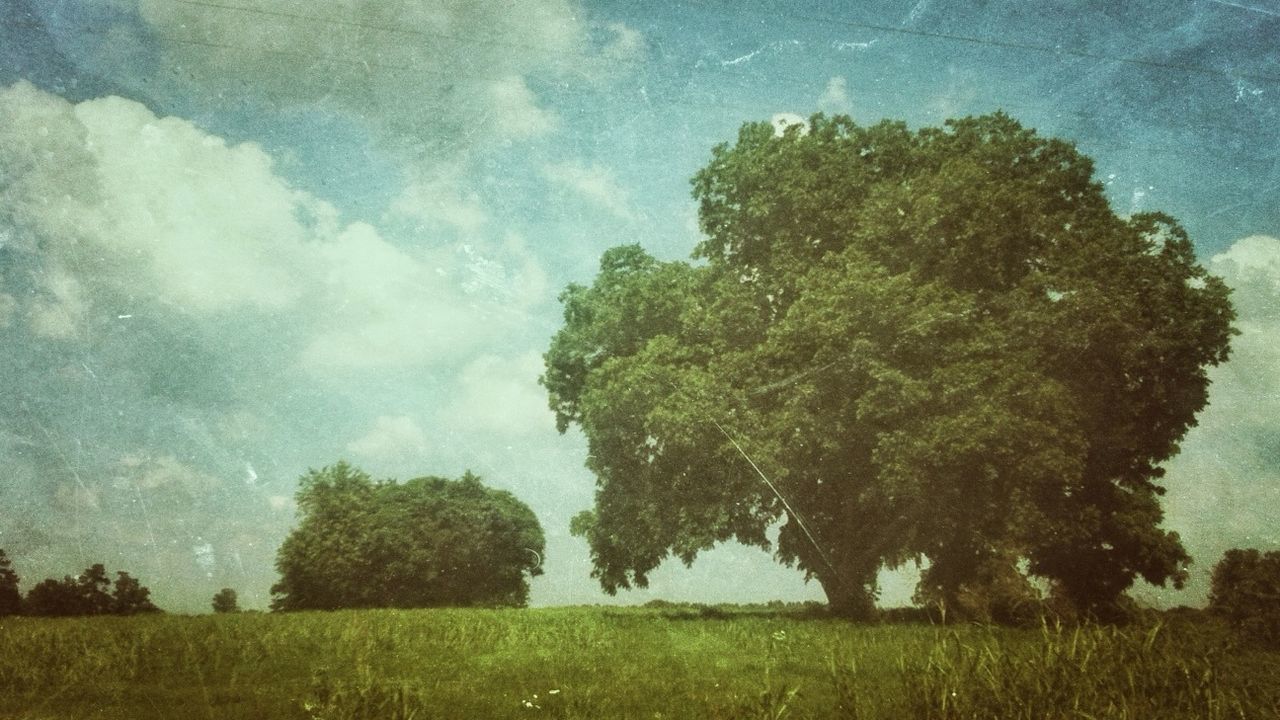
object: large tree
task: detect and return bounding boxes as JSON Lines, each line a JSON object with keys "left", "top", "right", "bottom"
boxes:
{"left": 271, "top": 462, "right": 545, "bottom": 611}
{"left": 544, "top": 113, "right": 1235, "bottom": 619}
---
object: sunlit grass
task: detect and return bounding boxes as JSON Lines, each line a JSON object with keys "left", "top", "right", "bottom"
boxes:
{"left": 1, "top": 606, "right": 1277, "bottom": 719}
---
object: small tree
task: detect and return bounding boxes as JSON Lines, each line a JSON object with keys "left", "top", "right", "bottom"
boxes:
{"left": 0, "top": 550, "right": 21, "bottom": 616}
{"left": 211, "top": 588, "right": 239, "bottom": 613}
{"left": 271, "top": 462, "right": 545, "bottom": 611}
{"left": 1210, "top": 548, "right": 1280, "bottom": 646}
{"left": 112, "top": 571, "right": 160, "bottom": 615}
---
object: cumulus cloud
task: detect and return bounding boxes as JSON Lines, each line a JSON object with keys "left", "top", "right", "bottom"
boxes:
{"left": 0, "top": 81, "right": 542, "bottom": 373}
{"left": 76, "top": 97, "right": 318, "bottom": 311}
{"left": 486, "top": 75, "right": 561, "bottom": 139}
{"left": 300, "top": 222, "right": 483, "bottom": 371}
{"left": 0, "top": 82, "right": 311, "bottom": 327}
{"left": 542, "top": 161, "right": 635, "bottom": 220}
{"left": 389, "top": 168, "right": 489, "bottom": 234}
{"left": 117, "top": 1, "right": 643, "bottom": 326}
{"left": 600, "top": 22, "right": 645, "bottom": 66}
{"left": 442, "top": 352, "right": 557, "bottom": 437}
{"left": 1157, "top": 234, "right": 1280, "bottom": 603}
{"left": 347, "top": 415, "right": 431, "bottom": 465}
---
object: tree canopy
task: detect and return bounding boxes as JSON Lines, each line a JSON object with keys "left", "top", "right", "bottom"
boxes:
{"left": 1210, "top": 548, "right": 1280, "bottom": 646}
{"left": 271, "top": 461, "right": 545, "bottom": 611}
{"left": 20, "top": 562, "right": 160, "bottom": 617}
{"left": 211, "top": 588, "right": 240, "bottom": 614}
{"left": 543, "top": 112, "right": 1235, "bottom": 619}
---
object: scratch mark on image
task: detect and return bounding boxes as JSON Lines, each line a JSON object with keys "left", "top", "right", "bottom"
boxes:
{"left": 722, "top": 48, "right": 763, "bottom": 66}
{"left": 133, "top": 480, "right": 163, "bottom": 578}
{"left": 1206, "top": 0, "right": 1280, "bottom": 18}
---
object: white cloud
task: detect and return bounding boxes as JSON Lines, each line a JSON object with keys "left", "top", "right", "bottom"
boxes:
{"left": 347, "top": 414, "right": 431, "bottom": 462}
{"left": 299, "top": 222, "right": 487, "bottom": 370}
{"left": 819, "top": 76, "right": 852, "bottom": 114}
{"left": 494, "top": 232, "right": 551, "bottom": 308}
{"left": 389, "top": 171, "right": 489, "bottom": 234}
{"left": 115, "top": 453, "right": 220, "bottom": 493}
{"left": 0, "top": 81, "right": 312, "bottom": 322}
{"left": 487, "top": 76, "right": 561, "bottom": 139}
{"left": 442, "top": 352, "right": 556, "bottom": 436}
{"left": 1160, "top": 234, "right": 1280, "bottom": 602}
{"left": 1212, "top": 235, "right": 1280, "bottom": 311}
{"left": 0, "top": 81, "right": 545, "bottom": 375}
{"left": 71, "top": 94, "right": 314, "bottom": 312}
{"left": 770, "top": 112, "right": 808, "bottom": 137}
{"left": 602, "top": 22, "right": 645, "bottom": 65}
{"left": 542, "top": 161, "right": 634, "bottom": 219}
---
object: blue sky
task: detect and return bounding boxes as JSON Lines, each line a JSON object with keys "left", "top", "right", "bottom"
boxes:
{"left": 1, "top": 0, "right": 1277, "bottom": 612}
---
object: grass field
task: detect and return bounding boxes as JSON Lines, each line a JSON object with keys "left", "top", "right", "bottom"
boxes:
{"left": 2, "top": 606, "right": 1278, "bottom": 719}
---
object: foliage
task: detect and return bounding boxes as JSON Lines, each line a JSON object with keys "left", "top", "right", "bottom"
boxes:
{"left": 913, "top": 551, "right": 1042, "bottom": 627}
{"left": 1, "top": 607, "right": 1277, "bottom": 719}
{"left": 21, "top": 563, "right": 159, "bottom": 617}
{"left": 303, "top": 665, "right": 428, "bottom": 720}
{"left": 22, "top": 576, "right": 81, "bottom": 617}
{"left": 0, "top": 549, "right": 20, "bottom": 616}
{"left": 271, "top": 461, "right": 545, "bottom": 611}
{"left": 1210, "top": 548, "right": 1280, "bottom": 647}
{"left": 212, "top": 587, "right": 240, "bottom": 614}
{"left": 110, "top": 570, "right": 161, "bottom": 615}
{"left": 79, "top": 563, "right": 114, "bottom": 615}
{"left": 544, "top": 112, "right": 1235, "bottom": 619}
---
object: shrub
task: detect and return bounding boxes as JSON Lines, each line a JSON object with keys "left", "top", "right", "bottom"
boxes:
{"left": 212, "top": 588, "right": 240, "bottom": 614}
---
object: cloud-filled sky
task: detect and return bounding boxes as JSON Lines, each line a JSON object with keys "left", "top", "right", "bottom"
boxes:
{"left": 1, "top": 0, "right": 1277, "bottom": 612}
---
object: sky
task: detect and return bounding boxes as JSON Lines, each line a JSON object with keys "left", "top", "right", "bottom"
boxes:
{"left": 0, "top": 0, "right": 1277, "bottom": 614}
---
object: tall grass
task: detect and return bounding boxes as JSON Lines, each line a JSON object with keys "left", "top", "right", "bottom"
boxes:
{"left": 903, "top": 620, "right": 1278, "bottom": 719}
{"left": 1, "top": 607, "right": 1276, "bottom": 719}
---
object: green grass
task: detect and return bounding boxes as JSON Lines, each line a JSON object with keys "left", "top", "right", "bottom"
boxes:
{"left": 1, "top": 606, "right": 1277, "bottom": 719}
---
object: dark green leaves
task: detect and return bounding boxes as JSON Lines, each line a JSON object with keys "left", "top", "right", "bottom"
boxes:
{"left": 19, "top": 563, "right": 160, "bottom": 616}
{"left": 547, "top": 111, "right": 1235, "bottom": 619}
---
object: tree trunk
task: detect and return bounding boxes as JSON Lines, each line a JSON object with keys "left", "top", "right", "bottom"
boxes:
{"left": 816, "top": 569, "right": 878, "bottom": 620}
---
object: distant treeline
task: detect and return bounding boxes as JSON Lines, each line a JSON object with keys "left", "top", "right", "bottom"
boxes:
{"left": 0, "top": 549, "right": 161, "bottom": 617}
